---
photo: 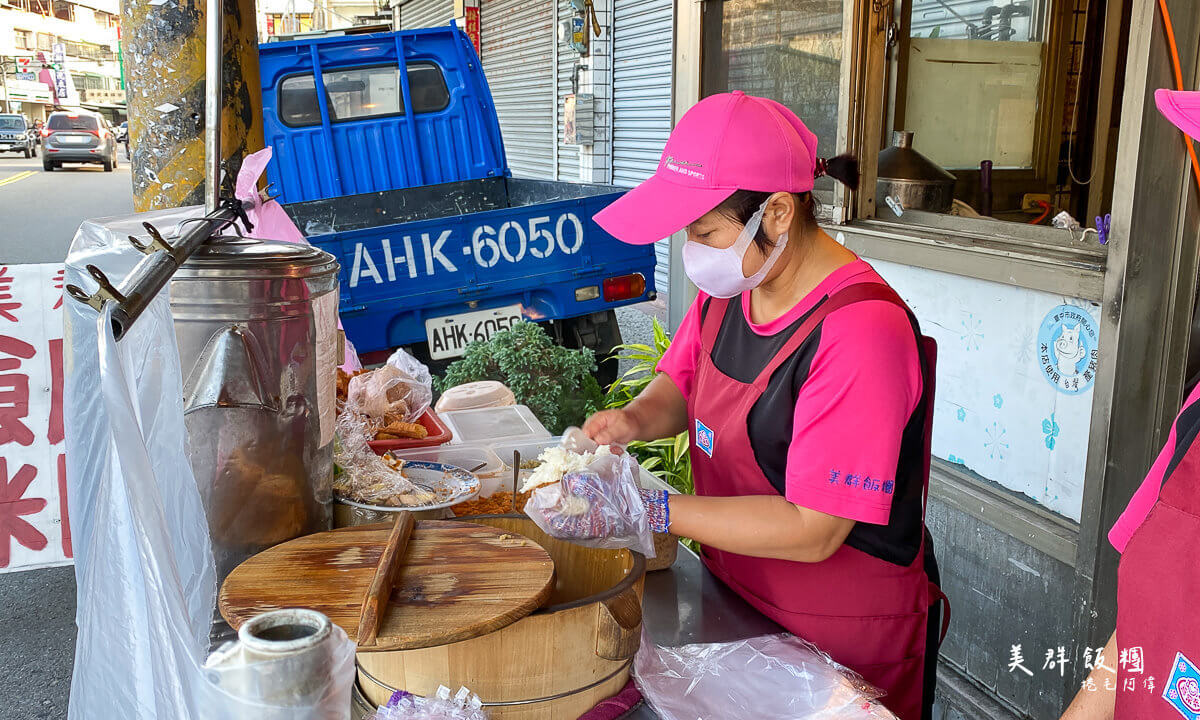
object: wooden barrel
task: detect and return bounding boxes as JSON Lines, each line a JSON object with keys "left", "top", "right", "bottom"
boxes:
{"left": 356, "top": 516, "right": 646, "bottom": 719}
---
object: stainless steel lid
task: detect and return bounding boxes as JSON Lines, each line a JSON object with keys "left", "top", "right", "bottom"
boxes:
{"left": 878, "top": 131, "right": 956, "bottom": 184}
{"left": 175, "top": 235, "right": 338, "bottom": 280}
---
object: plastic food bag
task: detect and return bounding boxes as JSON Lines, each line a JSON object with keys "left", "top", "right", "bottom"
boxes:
{"left": 333, "top": 410, "right": 432, "bottom": 506}
{"left": 386, "top": 347, "right": 433, "bottom": 420}
{"left": 368, "top": 686, "right": 490, "bottom": 720}
{"left": 633, "top": 631, "right": 899, "bottom": 720}
{"left": 524, "top": 452, "right": 656, "bottom": 557}
{"left": 65, "top": 202, "right": 357, "bottom": 720}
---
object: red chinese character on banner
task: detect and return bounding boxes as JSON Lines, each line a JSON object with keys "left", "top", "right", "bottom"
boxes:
{"left": 52, "top": 268, "right": 64, "bottom": 311}
{"left": 0, "top": 458, "right": 48, "bottom": 567}
{"left": 56, "top": 454, "right": 70, "bottom": 558}
{"left": 0, "top": 335, "right": 36, "bottom": 447}
{"left": 0, "top": 266, "right": 19, "bottom": 322}
{"left": 48, "top": 338, "right": 62, "bottom": 445}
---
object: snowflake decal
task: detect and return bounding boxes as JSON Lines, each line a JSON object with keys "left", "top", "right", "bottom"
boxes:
{"left": 1011, "top": 325, "right": 1036, "bottom": 366}
{"left": 1043, "top": 414, "right": 1061, "bottom": 450}
{"left": 985, "top": 422, "right": 1010, "bottom": 460}
{"left": 960, "top": 313, "right": 984, "bottom": 351}
{"left": 956, "top": 408, "right": 966, "bottom": 422}
{"left": 0, "top": 459, "right": 47, "bottom": 567}
{"left": 993, "top": 394, "right": 1003, "bottom": 409}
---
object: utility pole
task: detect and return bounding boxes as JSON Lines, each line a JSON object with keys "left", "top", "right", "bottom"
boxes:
{"left": 0, "top": 57, "right": 9, "bottom": 115}
{"left": 121, "top": 0, "right": 265, "bottom": 210}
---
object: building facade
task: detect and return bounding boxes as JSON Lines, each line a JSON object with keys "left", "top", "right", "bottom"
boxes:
{"left": 0, "top": 0, "right": 124, "bottom": 120}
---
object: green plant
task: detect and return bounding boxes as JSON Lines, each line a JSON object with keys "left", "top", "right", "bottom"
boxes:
{"left": 438, "top": 321, "right": 604, "bottom": 435}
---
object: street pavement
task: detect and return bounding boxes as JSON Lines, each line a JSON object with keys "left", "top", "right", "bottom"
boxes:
{"left": 0, "top": 147, "right": 132, "bottom": 720}
{"left": 0, "top": 150, "right": 135, "bottom": 265}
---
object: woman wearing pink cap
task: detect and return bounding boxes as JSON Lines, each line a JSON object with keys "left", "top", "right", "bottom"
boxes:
{"left": 1059, "top": 89, "right": 1200, "bottom": 720}
{"left": 581, "top": 92, "right": 948, "bottom": 720}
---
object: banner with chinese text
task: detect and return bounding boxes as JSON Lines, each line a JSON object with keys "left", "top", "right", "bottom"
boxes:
{"left": 0, "top": 263, "right": 71, "bottom": 572}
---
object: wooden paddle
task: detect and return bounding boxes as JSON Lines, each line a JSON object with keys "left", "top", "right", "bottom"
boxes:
{"left": 356, "top": 510, "right": 414, "bottom": 648}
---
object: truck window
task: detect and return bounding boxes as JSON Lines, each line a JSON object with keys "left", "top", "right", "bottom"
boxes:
{"left": 277, "top": 62, "right": 450, "bottom": 128}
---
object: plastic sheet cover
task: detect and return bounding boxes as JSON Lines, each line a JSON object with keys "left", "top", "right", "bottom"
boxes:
{"left": 64, "top": 151, "right": 356, "bottom": 720}
{"left": 633, "top": 631, "right": 900, "bottom": 720}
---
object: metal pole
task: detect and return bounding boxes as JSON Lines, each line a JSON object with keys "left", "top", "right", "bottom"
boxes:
{"left": 204, "top": 0, "right": 222, "bottom": 213}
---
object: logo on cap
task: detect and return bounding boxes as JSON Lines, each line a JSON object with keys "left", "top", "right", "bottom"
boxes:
{"left": 664, "top": 155, "right": 706, "bottom": 181}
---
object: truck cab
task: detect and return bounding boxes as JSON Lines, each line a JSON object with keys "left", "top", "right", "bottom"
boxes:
{"left": 260, "top": 26, "right": 656, "bottom": 380}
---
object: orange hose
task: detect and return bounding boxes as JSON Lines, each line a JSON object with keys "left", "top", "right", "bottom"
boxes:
{"left": 1030, "top": 200, "right": 1052, "bottom": 225}
{"left": 1158, "top": 0, "right": 1200, "bottom": 196}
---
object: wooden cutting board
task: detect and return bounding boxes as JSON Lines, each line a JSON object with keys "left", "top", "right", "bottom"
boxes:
{"left": 219, "top": 520, "right": 555, "bottom": 652}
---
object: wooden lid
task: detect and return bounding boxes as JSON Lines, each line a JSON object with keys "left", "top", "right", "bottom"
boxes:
{"left": 219, "top": 520, "right": 555, "bottom": 652}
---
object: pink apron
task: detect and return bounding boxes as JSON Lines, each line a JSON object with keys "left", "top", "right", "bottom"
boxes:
{"left": 1115, "top": 399, "right": 1200, "bottom": 718}
{"left": 688, "top": 283, "right": 946, "bottom": 720}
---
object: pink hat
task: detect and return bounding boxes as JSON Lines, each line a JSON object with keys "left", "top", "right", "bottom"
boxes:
{"left": 1156, "top": 88, "right": 1200, "bottom": 138}
{"left": 594, "top": 91, "right": 821, "bottom": 245}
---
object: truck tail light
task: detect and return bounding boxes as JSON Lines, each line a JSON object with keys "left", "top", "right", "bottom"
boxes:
{"left": 602, "top": 273, "right": 645, "bottom": 303}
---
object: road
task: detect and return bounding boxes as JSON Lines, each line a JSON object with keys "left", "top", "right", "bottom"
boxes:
{"left": 0, "top": 147, "right": 133, "bottom": 720}
{"left": 0, "top": 151, "right": 135, "bottom": 265}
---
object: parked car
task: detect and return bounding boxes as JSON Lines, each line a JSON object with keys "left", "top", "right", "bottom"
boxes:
{"left": 115, "top": 121, "right": 128, "bottom": 143}
{"left": 0, "top": 115, "right": 38, "bottom": 158}
{"left": 42, "top": 111, "right": 119, "bottom": 171}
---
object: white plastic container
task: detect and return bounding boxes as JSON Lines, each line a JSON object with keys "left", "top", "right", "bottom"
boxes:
{"left": 441, "top": 405, "right": 551, "bottom": 446}
{"left": 434, "top": 380, "right": 516, "bottom": 413}
{"left": 390, "top": 444, "right": 508, "bottom": 497}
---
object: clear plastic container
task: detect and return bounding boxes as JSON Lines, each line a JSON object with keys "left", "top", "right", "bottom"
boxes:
{"left": 441, "top": 405, "right": 551, "bottom": 445}
{"left": 389, "top": 444, "right": 508, "bottom": 497}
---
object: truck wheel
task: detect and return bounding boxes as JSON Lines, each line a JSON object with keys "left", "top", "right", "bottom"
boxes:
{"left": 551, "top": 310, "right": 622, "bottom": 391}
{"left": 30, "top": 143, "right": 36, "bottom": 158}
{"left": 22, "top": 145, "right": 30, "bottom": 158}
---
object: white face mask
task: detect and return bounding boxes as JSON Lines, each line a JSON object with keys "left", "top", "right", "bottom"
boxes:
{"left": 681, "top": 201, "right": 788, "bottom": 298}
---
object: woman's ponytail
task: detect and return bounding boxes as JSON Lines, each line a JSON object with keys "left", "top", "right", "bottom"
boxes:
{"left": 815, "top": 154, "right": 860, "bottom": 190}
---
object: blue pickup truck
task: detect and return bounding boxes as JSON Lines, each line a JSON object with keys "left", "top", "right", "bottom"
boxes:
{"left": 258, "top": 26, "right": 657, "bottom": 380}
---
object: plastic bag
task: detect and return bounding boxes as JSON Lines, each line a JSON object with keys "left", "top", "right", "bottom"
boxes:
{"left": 368, "top": 686, "right": 489, "bottom": 720}
{"left": 65, "top": 203, "right": 357, "bottom": 720}
{"left": 633, "top": 631, "right": 899, "bottom": 720}
{"left": 235, "top": 147, "right": 361, "bottom": 373}
{"left": 386, "top": 347, "right": 433, "bottom": 421}
{"left": 524, "top": 452, "right": 656, "bottom": 557}
{"left": 333, "top": 410, "right": 433, "bottom": 506}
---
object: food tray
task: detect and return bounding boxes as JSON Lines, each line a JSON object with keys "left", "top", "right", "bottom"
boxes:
{"left": 441, "top": 405, "right": 550, "bottom": 445}
{"left": 367, "top": 408, "right": 453, "bottom": 455}
{"left": 336, "top": 460, "right": 480, "bottom": 513}
{"left": 390, "top": 444, "right": 508, "bottom": 497}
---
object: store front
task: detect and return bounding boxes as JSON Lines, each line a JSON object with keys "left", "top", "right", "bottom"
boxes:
{"left": 676, "top": 0, "right": 1200, "bottom": 717}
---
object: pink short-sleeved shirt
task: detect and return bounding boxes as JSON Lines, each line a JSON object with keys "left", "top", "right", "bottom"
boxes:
{"left": 658, "top": 260, "right": 923, "bottom": 534}
{"left": 1108, "top": 382, "right": 1200, "bottom": 553}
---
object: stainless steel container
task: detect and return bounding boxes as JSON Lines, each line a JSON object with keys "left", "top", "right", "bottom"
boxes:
{"left": 876, "top": 131, "right": 957, "bottom": 214}
{"left": 170, "top": 235, "right": 340, "bottom": 583}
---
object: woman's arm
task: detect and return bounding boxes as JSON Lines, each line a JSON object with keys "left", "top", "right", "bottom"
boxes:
{"left": 585, "top": 374, "right": 689, "bottom": 444}
{"left": 667, "top": 492, "right": 855, "bottom": 562}
{"left": 1059, "top": 631, "right": 1116, "bottom": 720}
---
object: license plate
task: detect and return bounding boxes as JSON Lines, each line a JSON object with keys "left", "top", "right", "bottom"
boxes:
{"left": 425, "top": 305, "right": 523, "bottom": 360}
{"left": 59, "top": 136, "right": 87, "bottom": 144}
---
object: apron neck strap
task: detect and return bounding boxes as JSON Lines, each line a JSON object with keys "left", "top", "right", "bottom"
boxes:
{"left": 699, "top": 296, "right": 730, "bottom": 354}
{"left": 752, "top": 282, "right": 905, "bottom": 391}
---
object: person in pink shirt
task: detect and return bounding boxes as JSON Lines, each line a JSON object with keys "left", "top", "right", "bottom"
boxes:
{"left": 1060, "top": 88, "right": 1200, "bottom": 720}
{"left": 574, "top": 92, "right": 948, "bottom": 720}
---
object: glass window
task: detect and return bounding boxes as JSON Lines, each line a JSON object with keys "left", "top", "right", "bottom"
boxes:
{"left": 14, "top": 30, "right": 31, "bottom": 51}
{"left": 323, "top": 66, "right": 404, "bottom": 120}
{"left": 0, "top": 117, "right": 26, "bottom": 131}
{"left": 902, "top": 0, "right": 1049, "bottom": 171}
{"left": 702, "top": 0, "right": 850, "bottom": 204}
{"left": 36, "top": 33, "right": 53, "bottom": 51}
{"left": 47, "top": 114, "right": 98, "bottom": 131}
{"left": 277, "top": 63, "right": 451, "bottom": 128}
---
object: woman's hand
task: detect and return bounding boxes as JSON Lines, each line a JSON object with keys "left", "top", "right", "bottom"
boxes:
{"left": 583, "top": 408, "right": 642, "bottom": 446}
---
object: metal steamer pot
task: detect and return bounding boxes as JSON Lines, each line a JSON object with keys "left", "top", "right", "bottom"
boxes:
{"left": 876, "top": 131, "right": 957, "bottom": 214}
{"left": 170, "top": 234, "right": 340, "bottom": 584}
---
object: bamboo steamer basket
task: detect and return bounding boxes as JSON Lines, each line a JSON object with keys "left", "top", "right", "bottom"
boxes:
{"left": 356, "top": 515, "right": 647, "bottom": 719}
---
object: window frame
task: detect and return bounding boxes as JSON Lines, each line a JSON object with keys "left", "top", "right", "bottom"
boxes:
{"left": 848, "top": 0, "right": 1109, "bottom": 258}
{"left": 275, "top": 60, "right": 452, "bottom": 129}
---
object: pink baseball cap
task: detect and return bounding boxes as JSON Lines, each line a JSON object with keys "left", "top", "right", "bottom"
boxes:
{"left": 1157, "top": 88, "right": 1200, "bottom": 138}
{"left": 594, "top": 91, "right": 821, "bottom": 245}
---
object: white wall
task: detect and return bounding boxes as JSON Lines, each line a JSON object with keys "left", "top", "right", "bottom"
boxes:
{"left": 0, "top": 6, "right": 123, "bottom": 89}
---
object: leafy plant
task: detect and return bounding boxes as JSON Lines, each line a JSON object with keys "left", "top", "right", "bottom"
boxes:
{"left": 604, "top": 318, "right": 697, "bottom": 552}
{"left": 438, "top": 321, "right": 603, "bottom": 435}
